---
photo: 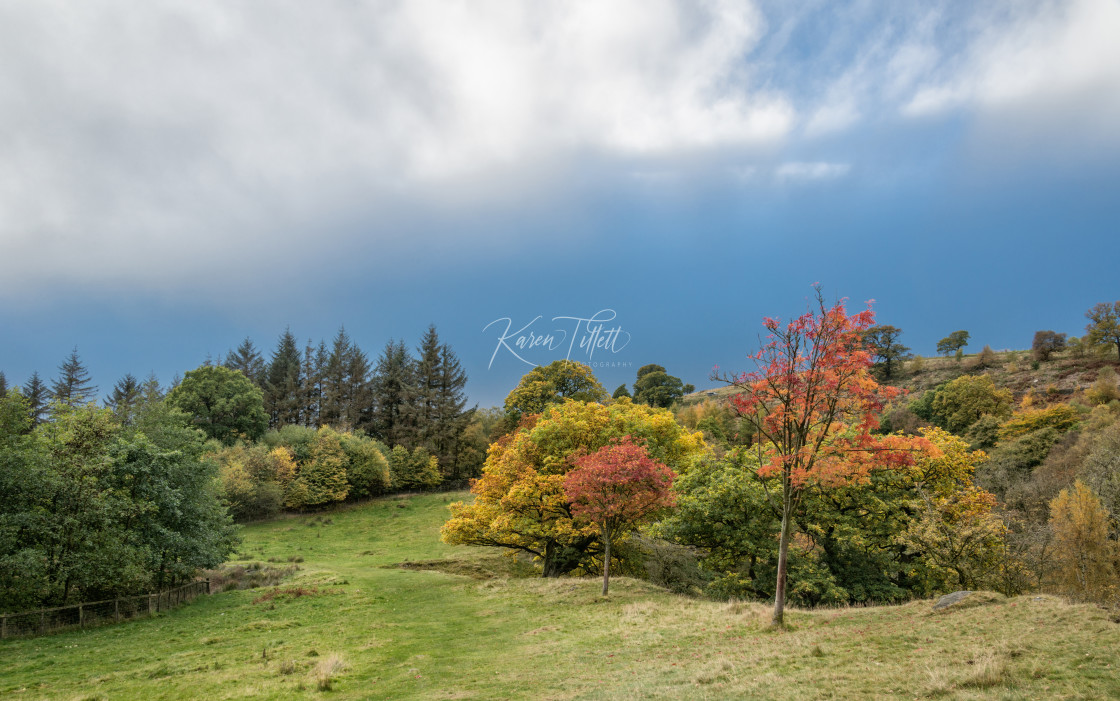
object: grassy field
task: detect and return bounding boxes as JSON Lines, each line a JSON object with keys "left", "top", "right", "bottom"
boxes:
{"left": 2, "top": 492, "right": 1119, "bottom": 700}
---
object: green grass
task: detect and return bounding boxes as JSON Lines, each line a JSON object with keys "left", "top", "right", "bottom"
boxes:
{"left": 3, "top": 492, "right": 1119, "bottom": 699}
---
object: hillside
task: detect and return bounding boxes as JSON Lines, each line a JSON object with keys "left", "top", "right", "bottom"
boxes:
{"left": 2, "top": 493, "right": 1118, "bottom": 699}
{"left": 689, "top": 348, "right": 1118, "bottom": 404}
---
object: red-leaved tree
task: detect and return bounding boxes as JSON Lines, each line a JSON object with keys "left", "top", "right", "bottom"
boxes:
{"left": 563, "top": 437, "right": 676, "bottom": 596}
{"left": 718, "top": 287, "right": 930, "bottom": 626}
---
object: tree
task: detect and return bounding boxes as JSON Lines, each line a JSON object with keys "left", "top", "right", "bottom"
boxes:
{"left": 896, "top": 429, "right": 1010, "bottom": 592}
{"left": 442, "top": 398, "right": 704, "bottom": 577}
{"left": 1085, "top": 301, "right": 1120, "bottom": 360}
{"left": 265, "top": 328, "right": 303, "bottom": 429}
{"left": 413, "top": 326, "right": 472, "bottom": 479}
{"left": 1048, "top": 481, "right": 1118, "bottom": 602}
{"left": 165, "top": 365, "right": 268, "bottom": 445}
{"left": 937, "top": 331, "right": 970, "bottom": 357}
{"left": 51, "top": 347, "right": 98, "bottom": 407}
{"left": 224, "top": 337, "right": 266, "bottom": 387}
{"left": 1032, "top": 330, "right": 1067, "bottom": 362}
{"left": 503, "top": 359, "right": 608, "bottom": 419}
{"left": 563, "top": 437, "right": 676, "bottom": 595}
{"left": 105, "top": 373, "right": 142, "bottom": 425}
{"left": 632, "top": 364, "right": 694, "bottom": 408}
{"left": 22, "top": 371, "right": 49, "bottom": 428}
{"left": 369, "top": 340, "right": 416, "bottom": 447}
{"left": 863, "top": 325, "right": 911, "bottom": 380}
{"left": 612, "top": 384, "right": 631, "bottom": 400}
{"left": 717, "top": 287, "right": 925, "bottom": 626}
{"left": 287, "top": 427, "right": 350, "bottom": 508}
{"left": 930, "top": 374, "right": 1012, "bottom": 434}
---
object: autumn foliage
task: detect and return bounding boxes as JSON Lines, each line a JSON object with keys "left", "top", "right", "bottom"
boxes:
{"left": 720, "top": 287, "right": 931, "bottom": 625}
{"left": 563, "top": 437, "right": 676, "bottom": 595}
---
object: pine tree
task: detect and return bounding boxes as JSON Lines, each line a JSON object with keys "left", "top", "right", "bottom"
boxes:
{"left": 299, "top": 339, "right": 326, "bottom": 428}
{"left": 414, "top": 326, "right": 442, "bottom": 450}
{"left": 369, "top": 340, "right": 416, "bottom": 447}
{"left": 138, "top": 373, "right": 164, "bottom": 407}
{"left": 346, "top": 342, "right": 373, "bottom": 431}
{"left": 224, "top": 337, "right": 266, "bottom": 387}
{"left": 23, "top": 371, "right": 49, "bottom": 427}
{"left": 51, "top": 347, "right": 98, "bottom": 406}
{"left": 435, "top": 339, "right": 471, "bottom": 480}
{"left": 105, "top": 373, "right": 142, "bottom": 425}
{"left": 321, "top": 327, "right": 357, "bottom": 428}
{"left": 0, "top": 371, "right": 7, "bottom": 394}
{"left": 265, "top": 328, "right": 303, "bottom": 428}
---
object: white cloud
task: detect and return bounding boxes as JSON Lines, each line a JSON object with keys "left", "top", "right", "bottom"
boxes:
{"left": 903, "top": 0, "right": 1120, "bottom": 122}
{"left": 775, "top": 161, "right": 851, "bottom": 181}
{"left": 0, "top": 0, "right": 799, "bottom": 299}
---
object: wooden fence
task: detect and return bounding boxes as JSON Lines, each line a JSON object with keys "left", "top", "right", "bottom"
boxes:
{"left": 0, "top": 580, "right": 210, "bottom": 639}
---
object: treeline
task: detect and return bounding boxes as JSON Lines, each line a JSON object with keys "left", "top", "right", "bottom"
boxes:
{"left": 202, "top": 324, "right": 479, "bottom": 481}
{"left": 0, "top": 391, "right": 236, "bottom": 613}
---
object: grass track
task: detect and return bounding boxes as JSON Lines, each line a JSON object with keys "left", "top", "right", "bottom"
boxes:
{"left": 2, "top": 491, "right": 1119, "bottom": 699}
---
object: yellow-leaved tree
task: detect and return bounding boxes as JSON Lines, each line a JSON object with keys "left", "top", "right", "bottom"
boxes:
{"left": 1048, "top": 480, "right": 1119, "bottom": 603}
{"left": 441, "top": 397, "right": 704, "bottom": 577}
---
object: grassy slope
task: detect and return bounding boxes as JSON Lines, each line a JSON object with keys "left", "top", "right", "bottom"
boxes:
{"left": 690, "top": 348, "right": 1118, "bottom": 404}
{"left": 1, "top": 493, "right": 1118, "bottom": 700}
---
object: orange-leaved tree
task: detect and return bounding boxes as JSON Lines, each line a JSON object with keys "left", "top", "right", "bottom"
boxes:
{"left": 718, "top": 286, "right": 930, "bottom": 626}
{"left": 563, "top": 436, "right": 676, "bottom": 596}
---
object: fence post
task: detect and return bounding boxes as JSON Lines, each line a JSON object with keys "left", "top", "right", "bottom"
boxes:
{"left": 2, "top": 614, "right": 6, "bottom": 639}
{"left": 40, "top": 610, "right": 45, "bottom": 634}
{"left": 79, "top": 604, "right": 84, "bottom": 629}
{"left": 115, "top": 598, "right": 120, "bottom": 623}
{"left": 206, "top": 578, "right": 211, "bottom": 595}
{"left": 149, "top": 593, "right": 155, "bottom": 616}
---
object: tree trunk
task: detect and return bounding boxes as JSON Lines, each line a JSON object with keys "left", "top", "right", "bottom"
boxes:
{"left": 773, "top": 502, "right": 792, "bottom": 627}
{"left": 601, "top": 525, "right": 611, "bottom": 596}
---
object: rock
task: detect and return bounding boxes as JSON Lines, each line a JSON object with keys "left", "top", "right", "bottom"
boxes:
{"left": 931, "top": 590, "right": 1006, "bottom": 611}
{"left": 933, "top": 591, "right": 973, "bottom": 610}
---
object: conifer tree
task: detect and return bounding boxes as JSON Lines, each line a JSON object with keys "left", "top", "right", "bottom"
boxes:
{"left": 23, "top": 371, "right": 49, "bottom": 427}
{"left": 0, "top": 371, "right": 6, "bottom": 394}
{"left": 138, "top": 373, "right": 164, "bottom": 407}
{"left": 369, "top": 340, "right": 416, "bottom": 447}
{"left": 51, "top": 347, "right": 98, "bottom": 406}
{"left": 224, "top": 337, "right": 266, "bottom": 387}
{"left": 265, "top": 328, "right": 302, "bottom": 428}
{"left": 105, "top": 373, "right": 142, "bottom": 425}
{"left": 320, "top": 327, "right": 352, "bottom": 428}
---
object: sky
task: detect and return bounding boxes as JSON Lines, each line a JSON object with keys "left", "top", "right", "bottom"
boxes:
{"left": 1, "top": 0, "right": 1119, "bottom": 408}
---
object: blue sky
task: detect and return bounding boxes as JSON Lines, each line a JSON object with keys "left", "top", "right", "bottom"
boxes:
{"left": 2, "top": 0, "right": 1118, "bottom": 408}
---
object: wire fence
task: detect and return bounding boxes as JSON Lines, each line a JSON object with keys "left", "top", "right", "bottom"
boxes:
{"left": 0, "top": 580, "right": 210, "bottom": 639}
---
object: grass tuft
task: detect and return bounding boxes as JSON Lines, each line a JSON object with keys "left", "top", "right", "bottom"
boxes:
{"left": 312, "top": 653, "right": 347, "bottom": 691}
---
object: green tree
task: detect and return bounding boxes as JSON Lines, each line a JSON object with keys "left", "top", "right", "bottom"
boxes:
{"left": 1085, "top": 301, "right": 1120, "bottom": 360}
{"left": 51, "top": 347, "right": 98, "bottom": 407}
{"left": 863, "top": 325, "right": 911, "bottom": 380}
{"left": 937, "top": 330, "right": 970, "bottom": 357}
{"left": 612, "top": 384, "right": 631, "bottom": 399}
{"left": 224, "top": 337, "right": 266, "bottom": 387}
{"left": 370, "top": 340, "right": 416, "bottom": 448}
{"left": 22, "top": 371, "right": 49, "bottom": 427}
{"left": 503, "top": 359, "right": 608, "bottom": 419}
{"left": 105, "top": 373, "right": 142, "bottom": 425}
{"left": 930, "top": 374, "right": 1013, "bottom": 434}
{"left": 340, "top": 433, "right": 391, "bottom": 499}
{"left": 166, "top": 365, "right": 268, "bottom": 445}
{"left": 413, "top": 326, "right": 472, "bottom": 479}
{"left": 288, "top": 427, "right": 350, "bottom": 508}
{"left": 632, "top": 364, "right": 694, "bottom": 408}
{"left": 265, "top": 328, "right": 303, "bottom": 429}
